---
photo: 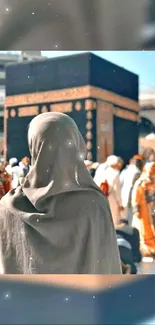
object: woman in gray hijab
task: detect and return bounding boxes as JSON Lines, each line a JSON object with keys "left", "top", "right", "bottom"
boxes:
{"left": 0, "top": 112, "right": 121, "bottom": 274}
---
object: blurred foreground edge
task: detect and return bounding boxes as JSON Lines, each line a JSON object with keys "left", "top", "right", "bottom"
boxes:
{"left": 0, "top": 274, "right": 137, "bottom": 290}
{"left": 0, "top": 275, "right": 154, "bottom": 324}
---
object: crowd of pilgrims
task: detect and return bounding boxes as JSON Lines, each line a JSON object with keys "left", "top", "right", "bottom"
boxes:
{"left": 1, "top": 147, "right": 155, "bottom": 274}
{"left": 0, "top": 156, "right": 31, "bottom": 196}
{"left": 86, "top": 148, "right": 155, "bottom": 274}
{"left": 1, "top": 109, "right": 155, "bottom": 274}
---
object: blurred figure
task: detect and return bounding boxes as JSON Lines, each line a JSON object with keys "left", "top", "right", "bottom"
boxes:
{"left": 121, "top": 261, "right": 131, "bottom": 274}
{"left": 84, "top": 160, "right": 93, "bottom": 176}
{"left": 116, "top": 218, "right": 142, "bottom": 274}
{"left": 132, "top": 162, "right": 155, "bottom": 257}
{"left": 0, "top": 162, "right": 11, "bottom": 195}
{"left": 19, "top": 156, "right": 31, "bottom": 185}
{"left": 5, "top": 157, "right": 23, "bottom": 189}
{"left": 84, "top": 160, "right": 93, "bottom": 168}
{"left": 94, "top": 159, "right": 109, "bottom": 184}
{"left": 84, "top": 160, "right": 99, "bottom": 178}
{"left": 141, "top": 148, "right": 155, "bottom": 164}
{"left": 19, "top": 157, "right": 31, "bottom": 176}
{"left": 94, "top": 155, "right": 124, "bottom": 226}
{"left": 90, "top": 162, "right": 100, "bottom": 178}
{"left": 0, "top": 163, "right": 5, "bottom": 199}
{"left": 94, "top": 156, "right": 123, "bottom": 184}
{"left": 117, "top": 157, "right": 124, "bottom": 171}
{"left": 120, "top": 154, "right": 144, "bottom": 225}
{"left": 0, "top": 113, "right": 121, "bottom": 274}
{"left": 3, "top": 162, "right": 12, "bottom": 194}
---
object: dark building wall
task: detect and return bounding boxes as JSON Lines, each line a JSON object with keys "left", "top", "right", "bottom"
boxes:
{"left": 90, "top": 53, "right": 138, "bottom": 101}
{"left": 0, "top": 116, "right": 4, "bottom": 133}
{"left": 6, "top": 53, "right": 138, "bottom": 100}
{"left": 7, "top": 115, "right": 31, "bottom": 160}
{"left": 114, "top": 115, "right": 138, "bottom": 164}
{"left": 6, "top": 99, "right": 97, "bottom": 162}
{"left": 5, "top": 53, "right": 139, "bottom": 162}
{"left": 6, "top": 53, "right": 91, "bottom": 96}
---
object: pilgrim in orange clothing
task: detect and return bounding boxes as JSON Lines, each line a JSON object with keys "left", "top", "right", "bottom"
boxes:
{"left": 3, "top": 162, "right": 12, "bottom": 193}
{"left": 132, "top": 162, "right": 155, "bottom": 257}
{"left": 0, "top": 162, "right": 11, "bottom": 194}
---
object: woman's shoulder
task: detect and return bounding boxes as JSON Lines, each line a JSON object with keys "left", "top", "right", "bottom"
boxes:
{"left": 0, "top": 195, "right": 10, "bottom": 215}
{"left": 0, "top": 199, "right": 10, "bottom": 232}
{"left": 66, "top": 189, "right": 110, "bottom": 217}
{"left": 60, "top": 189, "right": 108, "bottom": 209}
{"left": 70, "top": 190, "right": 112, "bottom": 227}
{"left": 75, "top": 188, "right": 106, "bottom": 202}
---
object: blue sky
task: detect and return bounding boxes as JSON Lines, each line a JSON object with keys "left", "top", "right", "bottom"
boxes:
{"left": 42, "top": 51, "right": 155, "bottom": 93}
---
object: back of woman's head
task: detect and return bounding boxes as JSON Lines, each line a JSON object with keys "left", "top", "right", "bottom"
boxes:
{"left": 23, "top": 112, "right": 98, "bottom": 212}
{"left": 28, "top": 112, "right": 86, "bottom": 166}
{"left": 26, "top": 112, "right": 89, "bottom": 191}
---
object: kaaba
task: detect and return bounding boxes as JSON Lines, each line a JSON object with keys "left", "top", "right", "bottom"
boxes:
{"left": 5, "top": 52, "right": 140, "bottom": 164}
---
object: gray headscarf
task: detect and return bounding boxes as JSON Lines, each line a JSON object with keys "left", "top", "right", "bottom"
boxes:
{"left": 23, "top": 112, "right": 100, "bottom": 213}
{"left": 0, "top": 112, "right": 121, "bottom": 274}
